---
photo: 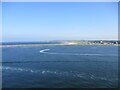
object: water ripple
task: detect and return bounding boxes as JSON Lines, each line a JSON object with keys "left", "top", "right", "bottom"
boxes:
{"left": 1, "top": 66, "right": 117, "bottom": 82}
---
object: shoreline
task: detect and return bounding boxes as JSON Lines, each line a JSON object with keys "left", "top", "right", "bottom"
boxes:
{"left": 0, "top": 44, "right": 119, "bottom": 47}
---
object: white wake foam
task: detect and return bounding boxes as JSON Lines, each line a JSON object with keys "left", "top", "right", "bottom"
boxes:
{"left": 40, "top": 49, "right": 50, "bottom": 53}
{"left": 39, "top": 49, "right": 117, "bottom": 56}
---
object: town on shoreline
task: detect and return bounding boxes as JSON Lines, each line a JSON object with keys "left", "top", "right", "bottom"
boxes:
{"left": 0, "top": 40, "right": 119, "bottom": 47}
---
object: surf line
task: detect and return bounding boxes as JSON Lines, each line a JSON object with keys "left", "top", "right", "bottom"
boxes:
{"left": 39, "top": 49, "right": 103, "bottom": 56}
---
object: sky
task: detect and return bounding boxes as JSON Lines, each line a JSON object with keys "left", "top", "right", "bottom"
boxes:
{"left": 0, "top": 2, "right": 2, "bottom": 42}
{"left": 2, "top": 2, "right": 118, "bottom": 42}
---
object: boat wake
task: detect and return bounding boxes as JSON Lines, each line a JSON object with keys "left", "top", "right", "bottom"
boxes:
{"left": 40, "top": 49, "right": 50, "bottom": 53}
{"left": 39, "top": 49, "right": 117, "bottom": 56}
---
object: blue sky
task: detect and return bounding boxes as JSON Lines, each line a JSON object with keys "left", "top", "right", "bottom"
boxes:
{"left": 0, "top": 2, "right": 2, "bottom": 42}
{"left": 2, "top": 2, "right": 118, "bottom": 42}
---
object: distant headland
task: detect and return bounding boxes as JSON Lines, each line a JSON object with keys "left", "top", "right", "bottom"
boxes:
{"left": 0, "top": 40, "right": 119, "bottom": 47}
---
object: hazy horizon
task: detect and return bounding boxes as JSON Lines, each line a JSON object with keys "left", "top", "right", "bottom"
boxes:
{"left": 1, "top": 39, "right": 118, "bottom": 43}
{"left": 2, "top": 2, "right": 118, "bottom": 42}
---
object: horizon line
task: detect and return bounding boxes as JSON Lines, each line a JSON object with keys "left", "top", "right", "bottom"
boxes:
{"left": 0, "top": 39, "right": 119, "bottom": 42}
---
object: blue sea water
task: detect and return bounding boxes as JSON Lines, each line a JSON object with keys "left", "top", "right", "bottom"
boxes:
{"left": 1, "top": 45, "right": 118, "bottom": 88}
{"left": 1, "top": 41, "right": 62, "bottom": 45}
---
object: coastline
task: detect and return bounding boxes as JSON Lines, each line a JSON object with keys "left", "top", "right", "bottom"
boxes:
{"left": 1, "top": 40, "right": 119, "bottom": 47}
{"left": 0, "top": 43, "right": 119, "bottom": 47}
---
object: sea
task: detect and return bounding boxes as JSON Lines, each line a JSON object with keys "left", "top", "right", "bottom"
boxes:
{"left": 1, "top": 42, "right": 118, "bottom": 88}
